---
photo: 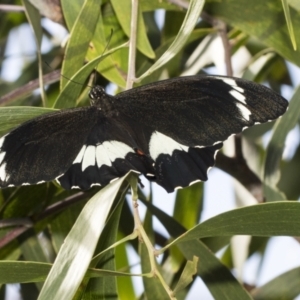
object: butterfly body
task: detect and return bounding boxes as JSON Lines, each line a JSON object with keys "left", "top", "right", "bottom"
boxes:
{"left": 0, "top": 75, "right": 288, "bottom": 192}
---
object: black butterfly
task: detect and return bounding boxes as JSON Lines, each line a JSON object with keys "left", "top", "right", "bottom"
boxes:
{"left": 0, "top": 75, "right": 288, "bottom": 192}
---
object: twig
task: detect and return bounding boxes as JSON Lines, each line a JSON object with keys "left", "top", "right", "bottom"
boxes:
{"left": 0, "top": 191, "right": 89, "bottom": 249}
{"left": 215, "top": 20, "right": 264, "bottom": 202}
{"left": 216, "top": 20, "right": 233, "bottom": 76}
{"left": 0, "top": 70, "right": 61, "bottom": 106}
{"left": 0, "top": 5, "right": 25, "bottom": 12}
{"left": 130, "top": 181, "right": 176, "bottom": 299}
{"left": 126, "top": 0, "right": 139, "bottom": 89}
{"left": 125, "top": 3, "right": 177, "bottom": 296}
{"left": 167, "top": 0, "right": 189, "bottom": 9}
{"left": 0, "top": 218, "right": 32, "bottom": 229}
{"left": 217, "top": 21, "right": 244, "bottom": 163}
{"left": 216, "top": 153, "right": 264, "bottom": 202}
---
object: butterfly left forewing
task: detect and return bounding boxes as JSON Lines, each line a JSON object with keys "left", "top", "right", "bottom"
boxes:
{"left": 0, "top": 107, "right": 99, "bottom": 188}
{"left": 0, "top": 104, "right": 155, "bottom": 190}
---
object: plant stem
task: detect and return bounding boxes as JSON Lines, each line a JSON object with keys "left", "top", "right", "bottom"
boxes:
{"left": 131, "top": 188, "right": 176, "bottom": 299}
{"left": 126, "top": 0, "right": 138, "bottom": 89}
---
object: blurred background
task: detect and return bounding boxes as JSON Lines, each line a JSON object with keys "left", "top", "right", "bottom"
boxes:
{"left": 1, "top": 1, "right": 300, "bottom": 299}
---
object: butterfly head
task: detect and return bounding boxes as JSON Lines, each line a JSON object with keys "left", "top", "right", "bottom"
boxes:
{"left": 89, "top": 85, "right": 116, "bottom": 113}
{"left": 89, "top": 85, "right": 108, "bottom": 107}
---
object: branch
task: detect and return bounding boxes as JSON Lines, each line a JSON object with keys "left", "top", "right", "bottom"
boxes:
{"left": 0, "top": 191, "right": 89, "bottom": 249}
{"left": 126, "top": 0, "right": 139, "bottom": 89}
{"left": 215, "top": 19, "right": 265, "bottom": 202}
{"left": 216, "top": 152, "right": 264, "bottom": 202}
{"left": 0, "top": 5, "right": 25, "bottom": 12}
{"left": 216, "top": 20, "right": 233, "bottom": 76}
{"left": 0, "top": 70, "right": 61, "bottom": 106}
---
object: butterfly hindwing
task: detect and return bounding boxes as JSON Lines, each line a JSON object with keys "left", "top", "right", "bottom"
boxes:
{"left": 154, "top": 143, "right": 223, "bottom": 192}
{"left": 57, "top": 114, "right": 155, "bottom": 189}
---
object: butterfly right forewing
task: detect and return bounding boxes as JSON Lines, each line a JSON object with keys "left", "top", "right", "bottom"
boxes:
{"left": 113, "top": 75, "right": 288, "bottom": 147}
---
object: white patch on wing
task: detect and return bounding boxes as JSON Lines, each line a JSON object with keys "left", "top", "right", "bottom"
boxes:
{"left": 0, "top": 152, "right": 5, "bottom": 165}
{"left": 96, "top": 141, "right": 134, "bottom": 168}
{"left": 82, "top": 145, "right": 96, "bottom": 171}
{"left": 0, "top": 163, "right": 7, "bottom": 181}
{"left": 149, "top": 131, "right": 188, "bottom": 160}
{"left": 230, "top": 90, "right": 246, "bottom": 104}
{"left": 215, "top": 77, "right": 246, "bottom": 102}
{"left": 0, "top": 135, "right": 6, "bottom": 149}
{"left": 73, "top": 145, "right": 86, "bottom": 164}
{"left": 232, "top": 85, "right": 244, "bottom": 93}
{"left": 215, "top": 77, "right": 237, "bottom": 87}
{"left": 236, "top": 103, "right": 251, "bottom": 121}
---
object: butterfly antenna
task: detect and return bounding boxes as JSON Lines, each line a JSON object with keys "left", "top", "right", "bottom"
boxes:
{"left": 44, "top": 61, "right": 91, "bottom": 87}
{"left": 45, "top": 30, "right": 114, "bottom": 88}
{"left": 92, "top": 29, "right": 114, "bottom": 86}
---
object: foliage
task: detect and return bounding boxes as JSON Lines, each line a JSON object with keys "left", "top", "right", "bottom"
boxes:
{"left": 0, "top": 0, "right": 300, "bottom": 299}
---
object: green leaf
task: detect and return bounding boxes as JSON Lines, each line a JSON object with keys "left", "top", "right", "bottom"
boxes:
{"left": 281, "top": 0, "right": 297, "bottom": 50}
{"left": 137, "top": 0, "right": 205, "bottom": 81}
{"left": 110, "top": 0, "right": 155, "bottom": 58}
{"left": 206, "top": 0, "right": 300, "bottom": 66}
{"left": 22, "top": 0, "right": 46, "bottom": 106}
{"left": 115, "top": 233, "right": 136, "bottom": 300}
{"left": 141, "top": 200, "right": 169, "bottom": 299}
{"left": 80, "top": 190, "right": 128, "bottom": 299}
{"left": 172, "top": 202, "right": 300, "bottom": 244}
{"left": 50, "top": 200, "right": 86, "bottom": 253}
{"left": 0, "top": 261, "right": 51, "bottom": 284}
{"left": 178, "top": 240, "right": 252, "bottom": 299}
{"left": 264, "top": 85, "right": 300, "bottom": 201}
{"left": 0, "top": 260, "right": 137, "bottom": 284}
{"left": 61, "top": 0, "right": 85, "bottom": 30}
{"left": 140, "top": 0, "right": 179, "bottom": 11}
{"left": 54, "top": 42, "right": 127, "bottom": 109}
{"left": 141, "top": 199, "right": 252, "bottom": 299}
{"left": 137, "top": 28, "right": 213, "bottom": 85}
{"left": 174, "top": 256, "right": 198, "bottom": 294}
{"left": 37, "top": 175, "right": 130, "bottom": 300}
{"left": 19, "top": 231, "right": 52, "bottom": 265}
{"left": 0, "top": 107, "right": 56, "bottom": 136}
{"left": 18, "top": 230, "right": 54, "bottom": 290}
{"left": 288, "top": 0, "right": 300, "bottom": 11}
{"left": 279, "top": 144, "right": 300, "bottom": 199}
{"left": 251, "top": 267, "right": 300, "bottom": 299}
{"left": 140, "top": 243, "right": 170, "bottom": 299}
{"left": 60, "top": 0, "right": 101, "bottom": 88}
{"left": 87, "top": 10, "right": 128, "bottom": 88}
{"left": 173, "top": 183, "right": 203, "bottom": 229}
